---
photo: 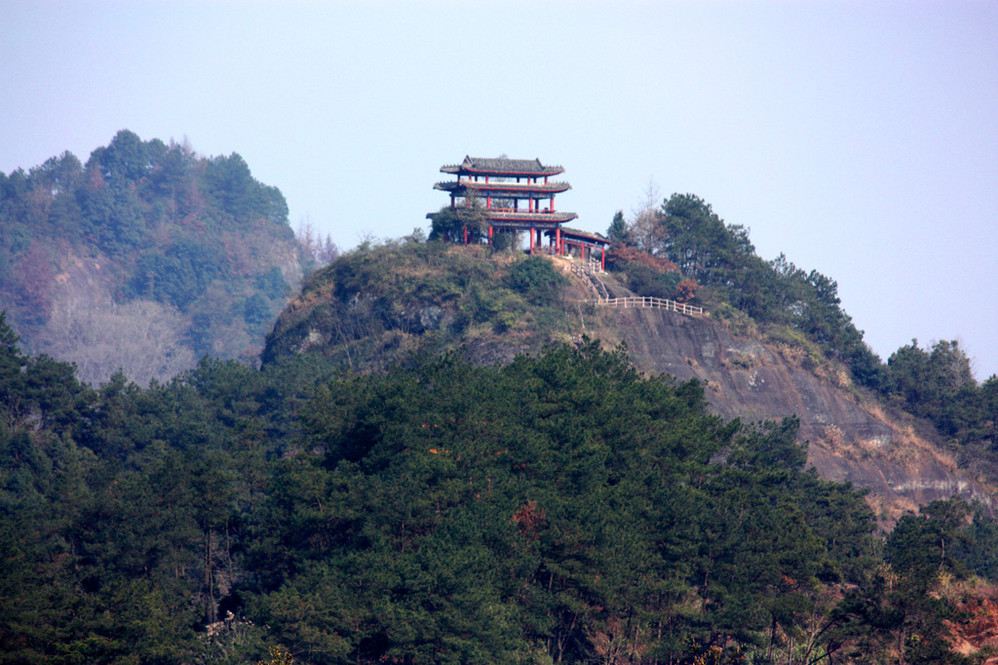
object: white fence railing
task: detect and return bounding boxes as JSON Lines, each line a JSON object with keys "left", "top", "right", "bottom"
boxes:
{"left": 591, "top": 296, "right": 704, "bottom": 316}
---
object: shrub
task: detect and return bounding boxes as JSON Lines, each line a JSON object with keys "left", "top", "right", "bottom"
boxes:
{"left": 507, "top": 256, "right": 566, "bottom": 303}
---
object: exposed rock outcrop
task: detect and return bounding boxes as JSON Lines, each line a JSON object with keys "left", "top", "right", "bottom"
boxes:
{"left": 593, "top": 303, "right": 993, "bottom": 519}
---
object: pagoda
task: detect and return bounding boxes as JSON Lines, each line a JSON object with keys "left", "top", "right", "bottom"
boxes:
{"left": 428, "top": 156, "right": 610, "bottom": 268}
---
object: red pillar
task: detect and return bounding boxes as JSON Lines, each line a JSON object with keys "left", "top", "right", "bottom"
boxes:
{"left": 529, "top": 227, "right": 535, "bottom": 254}
{"left": 550, "top": 196, "right": 555, "bottom": 212}
{"left": 601, "top": 246, "right": 606, "bottom": 271}
{"left": 463, "top": 226, "right": 468, "bottom": 245}
{"left": 556, "top": 227, "right": 561, "bottom": 255}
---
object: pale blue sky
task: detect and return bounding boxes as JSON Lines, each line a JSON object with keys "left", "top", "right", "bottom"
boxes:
{"left": 3, "top": 1, "right": 996, "bottom": 378}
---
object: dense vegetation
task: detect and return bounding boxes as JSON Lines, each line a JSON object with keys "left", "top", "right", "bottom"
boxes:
{"left": 2, "top": 311, "right": 994, "bottom": 665}
{"left": 262, "top": 238, "right": 571, "bottom": 370}
{"left": 883, "top": 339, "right": 998, "bottom": 477}
{"left": 0, "top": 130, "right": 306, "bottom": 384}
{"left": 608, "top": 194, "right": 883, "bottom": 389}
{"left": 607, "top": 194, "right": 998, "bottom": 469}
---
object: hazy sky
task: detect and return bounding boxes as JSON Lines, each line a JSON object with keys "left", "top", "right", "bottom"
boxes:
{"left": 3, "top": 1, "right": 996, "bottom": 379}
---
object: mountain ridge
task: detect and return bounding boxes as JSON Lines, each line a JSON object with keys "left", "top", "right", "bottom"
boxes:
{"left": 264, "top": 242, "right": 995, "bottom": 520}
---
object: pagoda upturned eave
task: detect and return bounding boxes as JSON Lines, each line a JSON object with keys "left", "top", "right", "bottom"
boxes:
{"left": 424, "top": 210, "right": 578, "bottom": 225}
{"left": 483, "top": 210, "right": 578, "bottom": 225}
{"left": 440, "top": 156, "right": 564, "bottom": 178}
{"left": 434, "top": 181, "right": 571, "bottom": 195}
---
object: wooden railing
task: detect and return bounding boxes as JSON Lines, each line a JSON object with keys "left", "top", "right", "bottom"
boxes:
{"left": 591, "top": 296, "right": 704, "bottom": 316}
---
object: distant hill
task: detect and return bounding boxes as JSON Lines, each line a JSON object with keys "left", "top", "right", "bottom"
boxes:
{"left": 0, "top": 130, "right": 308, "bottom": 385}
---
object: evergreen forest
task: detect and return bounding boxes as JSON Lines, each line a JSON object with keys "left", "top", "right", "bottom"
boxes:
{"left": 2, "top": 312, "right": 996, "bottom": 665}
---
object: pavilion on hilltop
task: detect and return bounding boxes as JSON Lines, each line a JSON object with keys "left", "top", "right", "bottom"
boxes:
{"left": 428, "top": 156, "right": 610, "bottom": 269}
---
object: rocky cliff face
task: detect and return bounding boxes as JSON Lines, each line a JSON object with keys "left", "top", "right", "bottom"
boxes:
{"left": 587, "top": 300, "right": 993, "bottom": 519}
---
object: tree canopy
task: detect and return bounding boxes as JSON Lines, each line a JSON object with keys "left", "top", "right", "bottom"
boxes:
{"left": 3, "top": 307, "right": 985, "bottom": 665}
{"left": 608, "top": 193, "right": 887, "bottom": 390}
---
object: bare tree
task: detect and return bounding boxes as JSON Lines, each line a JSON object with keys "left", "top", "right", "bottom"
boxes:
{"left": 37, "top": 297, "right": 195, "bottom": 386}
{"left": 296, "top": 217, "right": 339, "bottom": 267}
{"left": 628, "top": 178, "right": 662, "bottom": 253}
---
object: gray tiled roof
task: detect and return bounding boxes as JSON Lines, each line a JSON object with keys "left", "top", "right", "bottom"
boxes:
{"left": 441, "top": 156, "right": 565, "bottom": 176}
{"left": 433, "top": 181, "right": 572, "bottom": 195}
{"left": 559, "top": 226, "right": 610, "bottom": 245}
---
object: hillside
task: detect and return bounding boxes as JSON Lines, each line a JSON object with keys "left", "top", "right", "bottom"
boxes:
{"left": 5, "top": 162, "right": 998, "bottom": 662}
{"left": 264, "top": 239, "right": 994, "bottom": 520}
{"left": 5, "top": 236, "right": 998, "bottom": 663}
{"left": 0, "top": 130, "right": 307, "bottom": 385}
{"left": 2, "top": 312, "right": 978, "bottom": 665}
{"left": 263, "top": 239, "right": 578, "bottom": 369}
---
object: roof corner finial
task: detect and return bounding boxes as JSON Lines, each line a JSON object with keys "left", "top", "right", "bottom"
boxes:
{"left": 499, "top": 153, "right": 508, "bottom": 160}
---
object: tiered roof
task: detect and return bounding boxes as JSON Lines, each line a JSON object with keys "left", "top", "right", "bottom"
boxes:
{"left": 441, "top": 156, "right": 565, "bottom": 178}
{"left": 485, "top": 211, "right": 579, "bottom": 227}
{"left": 431, "top": 155, "right": 585, "bottom": 233}
{"left": 434, "top": 180, "right": 572, "bottom": 196}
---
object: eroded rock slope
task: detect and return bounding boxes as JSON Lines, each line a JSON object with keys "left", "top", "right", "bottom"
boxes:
{"left": 590, "top": 300, "right": 992, "bottom": 518}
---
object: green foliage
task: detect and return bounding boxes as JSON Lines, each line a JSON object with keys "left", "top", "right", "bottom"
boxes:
{"left": 428, "top": 204, "right": 489, "bottom": 244}
{"left": 954, "top": 506, "right": 998, "bottom": 580}
{"left": 611, "top": 194, "right": 887, "bottom": 390}
{"left": 89, "top": 129, "right": 155, "bottom": 184}
{"left": 6, "top": 308, "right": 997, "bottom": 664}
{"left": 607, "top": 210, "right": 629, "bottom": 246}
{"left": 603, "top": 245, "right": 685, "bottom": 302}
{"left": 249, "top": 341, "right": 880, "bottom": 663}
{"left": 255, "top": 267, "right": 289, "bottom": 300}
{"left": 507, "top": 255, "right": 567, "bottom": 303}
{"left": 203, "top": 153, "right": 289, "bottom": 227}
{"left": 0, "top": 130, "right": 303, "bottom": 383}
{"left": 626, "top": 262, "right": 681, "bottom": 299}
{"left": 263, "top": 241, "right": 570, "bottom": 369}
{"left": 881, "top": 340, "right": 998, "bottom": 478}
{"left": 0, "top": 310, "right": 898, "bottom": 665}
{"left": 886, "top": 340, "right": 978, "bottom": 437}
{"left": 886, "top": 499, "right": 970, "bottom": 588}
{"left": 127, "top": 239, "right": 228, "bottom": 310}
